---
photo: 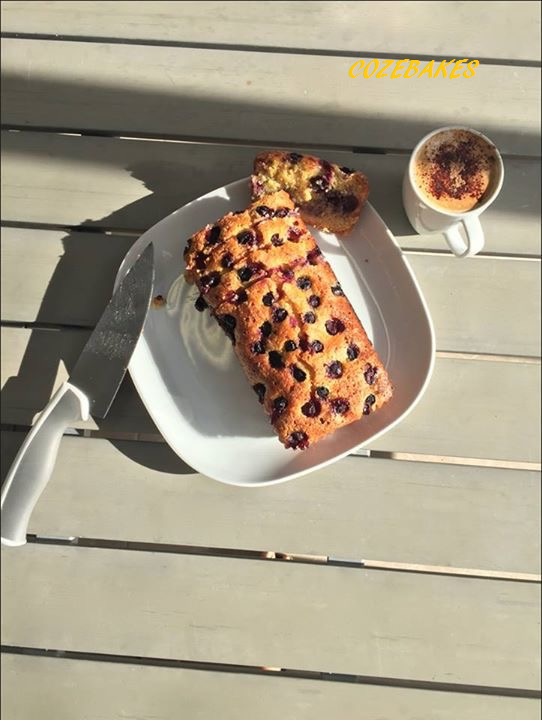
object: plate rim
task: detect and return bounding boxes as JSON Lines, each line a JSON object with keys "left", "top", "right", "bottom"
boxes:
{"left": 116, "top": 177, "right": 436, "bottom": 486}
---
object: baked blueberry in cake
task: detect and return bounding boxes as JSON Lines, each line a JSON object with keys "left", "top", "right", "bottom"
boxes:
{"left": 250, "top": 151, "right": 369, "bottom": 234}
{"left": 184, "top": 192, "right": 316, "bottom": 309}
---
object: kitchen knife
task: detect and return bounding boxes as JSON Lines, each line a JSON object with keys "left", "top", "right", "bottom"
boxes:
{"left": 1, "top": 243, "right": 155, "bottom": 547}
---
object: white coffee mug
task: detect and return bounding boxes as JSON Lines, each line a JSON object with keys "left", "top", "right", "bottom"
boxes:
{"left": 402, "top": 126, "right": 504, "bottom": 257}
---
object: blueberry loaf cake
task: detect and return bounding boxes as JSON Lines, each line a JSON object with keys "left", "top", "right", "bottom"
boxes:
{"left": 251, "top": 151, "right": 369, "bottom": 234}
{"left": 184, "top": 190, "right": 392, "bottom": 450}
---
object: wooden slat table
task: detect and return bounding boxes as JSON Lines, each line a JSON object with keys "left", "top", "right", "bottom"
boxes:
{"left": 1, "top": 2, "right": 540, "bottom": 719}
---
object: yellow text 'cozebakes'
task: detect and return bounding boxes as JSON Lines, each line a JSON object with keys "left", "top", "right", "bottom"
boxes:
{"left": 348, "top": 58, "right": 480, "bottom": 79}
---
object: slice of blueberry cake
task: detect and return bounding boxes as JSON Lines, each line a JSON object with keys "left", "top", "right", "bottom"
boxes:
{"left": 184, "top": 191, "right": 315, "bottom": 309}
{"left": 250, "top": 151, "right": 369, "bottom": 234}
{"left": 183, "top": 191, "right": 392, "bottom": 450}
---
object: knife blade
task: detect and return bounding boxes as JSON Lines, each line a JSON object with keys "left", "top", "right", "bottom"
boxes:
{"left": 1, "top": 244, "right": 155, "bottom": 547}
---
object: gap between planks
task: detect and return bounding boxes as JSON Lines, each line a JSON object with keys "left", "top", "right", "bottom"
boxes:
{"left": 0, "top": 124, "right": 407, "bottom": 155}
{"left": 1, "top": 645, "right": 539, "bottom": 700}
{"left": 1, "top": 323, "right": 538, "bottom": 363}
{"left": 435, "top": 351, "right": 540, "bottom": 364}
{"left": 0, "top": 321, "right": 539, "bottom": 363}
{"left": 2, "top": 219, "right": 541, "bottom": 262}
{"left": 2, "top": 125, "right": 540, "bottom": 161}
{"left": 2, "top": 423, "right": 540, "bottom": 472}
{"left": 2, "top": 31, "right": 541, "bottom": 68}
{"left": 369, "top": 450, "right": 541, "bottom": 472}
{"left": 24, "top": 534, "right": 541, "bottom": 584}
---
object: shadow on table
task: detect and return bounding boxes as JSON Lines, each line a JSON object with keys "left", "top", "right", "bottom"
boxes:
{"left": 2, "top": 68, "right": 540, "bottom": 161}
{"left": 0, "top": 431, "right": 194, "bottom": 484}
{"left": 1, "top": 162, "right": 204, "bottom": 481}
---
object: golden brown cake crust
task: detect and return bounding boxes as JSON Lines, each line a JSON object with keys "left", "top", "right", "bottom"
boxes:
{"left": 183, "top": 191, "right": 392, "bottom": 450}
{"left": 251, "top": 151, "right": 369, "bottom": 234}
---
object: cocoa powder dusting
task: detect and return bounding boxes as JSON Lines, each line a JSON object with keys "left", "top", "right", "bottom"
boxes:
{"left": 427, "top": 139, "right": 490, "bottom": 202}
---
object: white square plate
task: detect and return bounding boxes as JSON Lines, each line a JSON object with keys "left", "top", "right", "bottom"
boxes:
{"left": 116, "top": 178, "right": 435, "bottom": 486}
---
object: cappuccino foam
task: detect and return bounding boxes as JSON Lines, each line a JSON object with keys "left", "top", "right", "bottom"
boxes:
{"left": 414, "top": 129, "right": 496, "bottom": 213}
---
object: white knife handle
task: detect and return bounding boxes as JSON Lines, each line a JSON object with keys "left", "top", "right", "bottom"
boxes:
{"left": 1, "top": 382, "right": 90, "bottom": 547}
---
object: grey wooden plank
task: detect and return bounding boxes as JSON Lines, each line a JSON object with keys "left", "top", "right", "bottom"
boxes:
{"left": 369, "top": 356, "right": 541, "bottom": 463}
{"left": 2, "top": 131, "right": 540, "bottom": 256}
{"left": 406, "top": 254, "right": 541, "bottom": 357}
{"left": 2, "top": 227, "right": 540, "bottom": 356}
{"left": 2, "top": 654, "right": 540, "bottom": 721}
{"left": 2, "top": 327, "right": 540, "bottom": 462}
{"left": 0, "top": 326, "right": 158, "bottom": 436}
{"left": 0, "top": 229, "right": 134, "bottom": 327}
{"left": 2, "top": 0, "right": 540, "bottom": 63}
{"left": 1, "top": 545, "right": 540, "bottom": 688}
{"left": 2, "top": 432, "right": 538, "bottom": 573}
{"left": 1, "top": 39, "right": 540, "bottom": 155}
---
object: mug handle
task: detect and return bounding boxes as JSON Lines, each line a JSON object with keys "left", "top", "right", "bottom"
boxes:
{"left": 444, "top": 216, "right": 485, "bottom": 258}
